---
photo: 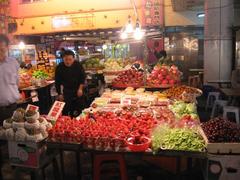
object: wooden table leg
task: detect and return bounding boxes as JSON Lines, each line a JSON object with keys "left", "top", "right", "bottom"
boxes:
{"left": 52, "top": 157, "right": 61, "bottom": 180}
{"left": 59, "top": 150, "right": 65, "bottom": 179}
{"left": 75, "top": 151, "right": 82, "bottom": 180}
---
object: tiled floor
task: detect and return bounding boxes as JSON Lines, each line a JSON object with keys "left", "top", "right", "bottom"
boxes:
{"left": 1, "top": 95, "right": 211, "bottom": 180}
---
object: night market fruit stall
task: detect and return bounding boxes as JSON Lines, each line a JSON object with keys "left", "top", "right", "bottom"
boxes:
{"left": 1, "top": 86, "right": 240, "bottom": 179}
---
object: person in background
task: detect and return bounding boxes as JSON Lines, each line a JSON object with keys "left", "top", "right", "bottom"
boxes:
{"left": 153, "top": 41, "right": 167, "bottom": 60}
{"left": 20, "top": 54, "right": 32, "bottom": 70}
{"left": 0, "top": 34, "right": 20, "bottom": 125}
{"left": 55, "top": 50, "right": 86, "bottom": 117}
{"left": 148, "top": 41, "right": 167, "bottom": 66}
{"left": 154, "top": 50, "right": 167, "bottom": 60}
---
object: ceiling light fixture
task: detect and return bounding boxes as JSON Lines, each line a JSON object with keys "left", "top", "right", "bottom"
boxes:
{"left": 197, "top": 13, "right": 205, "bottom": 18}
{"left": 19, "top": 41, "right": 25, "bottom": 50}
{"left": 120, "top": 0, "right": 145, "bottom": 40}
{"left": 133, "top": 19, "right": 144, "bottom": 40}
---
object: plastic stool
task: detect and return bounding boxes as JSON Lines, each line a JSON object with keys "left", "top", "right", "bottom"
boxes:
{"left": 93, "top": 154, "right": 128, "bottom": 180}
{"left": 206, "top": 92, "right": 220, "bottom": 110}
{"left": 223, "top": 106, "right": 240, "bottom": 124}
{"left": 211, "top": 100, "right": 228, "bottom": 118}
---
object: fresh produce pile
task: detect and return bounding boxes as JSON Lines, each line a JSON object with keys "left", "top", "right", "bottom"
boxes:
{"left": 45, "top": 86, "right": 207, "bottom": 152}
{"left": 19, "top": 68, "right": 54, "bottom": 89}
{"left": 201, "top": 117, "right": 240, "bottom": 143}
{"left": 92, "top": 88, "right": 169, "bottom": 108}
{"left": 163, "top": 85, "right": 202, "bottom": 102}
{"left": 152, "top": 125, "right": 206, "bottom": 152}
{"left": 82, "top": 58, "right": 104, "bottom": 70}
{"left": 153, "top": 107, "right": 199, "bottom": 128}
{"left": 153, "top": 107, "right": 175, "bottom": 125}
{"left": 48, "top": 111, "right": 157, "bottom": 151}
{"left": 112, "top": 68, "right": 144, "bottom": 87}
{"left": 111, "top": 63, "right": 182, "bottom": 88}
{"left": 32, "top": 70, "right": 49, "bottom": 79}
{"left": 169, "top": 101, "right": 199, "bottom": 120}
{"left": 0, "top": 108, "right": 52, "bottom": 142}
{"left": 19, "top": 69, "right": 32, "bottom": 89}
{"left": 103, "top": 58, "right": 125, "bottom": 72}
{"left": 147, "top": 64, "right": 181, "bottom": 87}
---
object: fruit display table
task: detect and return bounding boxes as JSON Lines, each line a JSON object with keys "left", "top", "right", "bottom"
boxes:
{"left": 44, "top": 86, "right": 240, "bottom": 179}
{"left": 19, "top": 80, "right": 55, "bottom": 91}
{"left": 47, "top": 86, "right": 206, "bottom": 153}
{"left": 20, "top": 81, "right": 55, "bottom": 114}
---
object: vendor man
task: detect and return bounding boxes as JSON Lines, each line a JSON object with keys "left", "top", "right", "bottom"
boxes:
{"left": 0, "top": 34, "right": 19, "bottom": 125}
{"left": 55, "top": 50, "right": 86, "bottom": 117}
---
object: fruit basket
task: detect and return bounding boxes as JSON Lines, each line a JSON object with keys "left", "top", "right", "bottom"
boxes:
{"left": 126, "top": 136, "right": 151, "bottom": 152}
{"left": 163, "top": 85, "right": 202, "bottom": 103}
{"left": 200, "top": 118, "right": 240, "bottom": 154}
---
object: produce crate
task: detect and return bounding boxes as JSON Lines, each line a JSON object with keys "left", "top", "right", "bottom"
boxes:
{"left": 199, "top": 127, "right": 240, "bottom": 154}
{"left": 201, "top": 154, "right": 240, "bottom": 180}
{"left": 206, "top": 143, "right": 240, "bottom": 154}
{"left": 8, "top": 140, "right": 47, "bottom": 168}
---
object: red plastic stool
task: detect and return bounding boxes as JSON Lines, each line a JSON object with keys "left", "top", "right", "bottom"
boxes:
{"left": 93, "top": 154, "right": 128, "bottom": 180}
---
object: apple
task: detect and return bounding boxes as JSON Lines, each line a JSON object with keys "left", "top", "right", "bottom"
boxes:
{"left": 162, "top": 79, "right": 168, "bottom": 85}
{"left": 166, "top": 75, "right": 171, "bottom": 80}
{"left": 169, "top": 79, "right": 175, "bottom": 85}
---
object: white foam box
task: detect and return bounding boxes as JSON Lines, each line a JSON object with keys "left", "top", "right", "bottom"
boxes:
{"left": 202, "top": 154, "right": 240, "bottom": 180}
{"left": 8, "top": 140, "right": 46, "bottom": 168}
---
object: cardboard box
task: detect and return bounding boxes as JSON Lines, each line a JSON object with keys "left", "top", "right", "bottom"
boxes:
{"left": 8, "top": 141, "right": 46, "bottom": 168}
{"left": 202, "top": 154, "right": 240, "bottom": 180}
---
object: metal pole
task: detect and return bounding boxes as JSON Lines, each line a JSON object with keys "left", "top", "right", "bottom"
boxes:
{"left": 143, "top": 37, "right": 148, "bottom": 87}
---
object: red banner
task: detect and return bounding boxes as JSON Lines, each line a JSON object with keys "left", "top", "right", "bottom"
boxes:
{"left": 141, "top": 0, "right": 164, "bottom": 27}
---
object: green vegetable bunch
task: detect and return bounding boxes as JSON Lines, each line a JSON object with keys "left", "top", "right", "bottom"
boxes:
{"left": 169, "top": 101, "right": 198, "bottom": 119}
{"left": 32, "top": 70, "right": 48, "bottom": 79}
{"left": 151, "top": 125, "right": 206, "bottom": 152}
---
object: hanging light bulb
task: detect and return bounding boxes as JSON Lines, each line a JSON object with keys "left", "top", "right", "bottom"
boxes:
{"left": 134, "top": 28, "right": 144, "bottom": 40}
{"left": 134, "top": 19, "right": 144, "bottom": 40}
{"left": 126, "top": 16, "right": 133, "bottom": 33}
{"left": 19, "top": 41, "right": 25, "bottom": 50}
{"left": 126, "top": 23, "right": 133, "bottom": 34}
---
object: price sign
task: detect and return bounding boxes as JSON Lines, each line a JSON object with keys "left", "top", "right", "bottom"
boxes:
{"left": 26, "top": 104, "right": 39, "bottom": 112}
{"left": 47, "top": 101, "right": 65, "bottom": 121}
{"left": 121, "top": 97, "right": 131, "bottom": 105}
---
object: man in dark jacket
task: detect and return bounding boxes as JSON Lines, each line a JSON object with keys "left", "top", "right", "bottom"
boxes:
{"left": 55, "top": 50, "right": 86, "bottom": 116}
